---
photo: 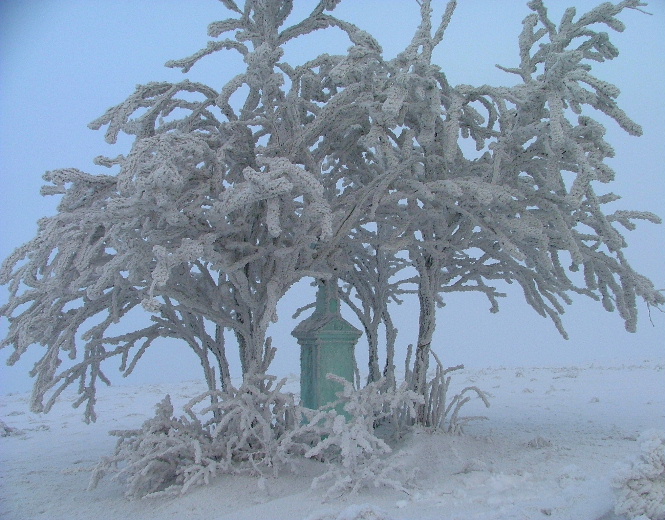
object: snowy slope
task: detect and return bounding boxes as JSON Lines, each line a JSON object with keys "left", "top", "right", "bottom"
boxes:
{"left": 1, "top": 360, "right": 663, "bottom": 520}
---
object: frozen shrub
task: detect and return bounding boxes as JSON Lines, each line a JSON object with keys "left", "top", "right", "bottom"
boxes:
{"left": 405, "top": 348, "right": 490, "bottom": 433}
{"left": 89, "top": 394, "right": 210, "bottom": 498}
{"left": 89, "top": 374, "right": 420, "bottom": 499}
{"left": 613, "top": 429, "right": 665, "bottom": 520}
{"left": 187, "top": 374, "right": 300, "bottom": 475}
{"left": 293, "top": 375, "right": 423, "bottom": 499}
{"left": 91, "top": 367, "right": 490, "bottom": 499}
{"left": 90, "top": 375, "right": 301, "bottom": 498}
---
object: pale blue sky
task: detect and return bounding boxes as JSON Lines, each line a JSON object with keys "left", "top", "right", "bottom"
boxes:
{"left": 1, "top": 1, "right": 663, "bottom": 394}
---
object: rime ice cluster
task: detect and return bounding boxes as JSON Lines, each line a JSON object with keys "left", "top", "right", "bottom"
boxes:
{"left": 0, "top": 0, "right": 662, "bottom": 424}
{"left": 90, "top": 373, "right": 429, "bottom": 499}
{"left": 613, "top": 429, "right": 665, "bottom": 520}
{"left": 90, "top": 375, "right": 302, "bottom": 498}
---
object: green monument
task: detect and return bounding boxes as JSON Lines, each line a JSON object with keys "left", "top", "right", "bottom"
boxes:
{"left": 292, "top": 278, "right": 362, "bottom": 410}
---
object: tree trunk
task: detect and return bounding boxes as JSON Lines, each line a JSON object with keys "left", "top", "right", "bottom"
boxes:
{"left": 366, "top": 319, "right": 382, "bottom": 384}
{"left": 212, "top": 324, "right": 232, "bottom": 392}
{"left": 412, "top": 252, "right": 437, "bottom": 424}
{"left": 382, "top": 309, "right": 397, "bottom": 388}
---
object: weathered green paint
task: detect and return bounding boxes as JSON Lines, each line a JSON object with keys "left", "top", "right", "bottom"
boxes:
{"left": 292, "top": 279, "right": 361, "bottom": 410}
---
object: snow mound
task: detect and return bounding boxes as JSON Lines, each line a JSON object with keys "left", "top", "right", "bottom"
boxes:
{"left": 613, "top": 429, "right": 665, "bottom": 520}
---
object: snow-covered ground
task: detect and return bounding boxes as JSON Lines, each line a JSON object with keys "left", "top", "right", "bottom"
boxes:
{"left": 1, "top": 360, "right": 663, "bottom": 520}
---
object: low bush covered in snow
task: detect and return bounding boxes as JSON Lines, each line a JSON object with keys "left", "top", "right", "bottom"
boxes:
{"left": 90, "top": 375, "right": 301, "bottom": 498}
{"left": 90, "top": 367, "right": 487, "bottom": 499}
{"left": 613, "top": 429, "right": 665, "bottom": 520}
{"left": 298, "top": 375, "right": 423, "bottom": 499}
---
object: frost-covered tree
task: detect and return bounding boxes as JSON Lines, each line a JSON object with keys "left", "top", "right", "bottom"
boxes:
{"left": 0, "top": 0, "right": 377, "bottom": 421}
{"left": 1, "top": 0, "right": 662, "bottom": 423}
{"left": 325, "top": 0, "right": 664, "bottom": 397}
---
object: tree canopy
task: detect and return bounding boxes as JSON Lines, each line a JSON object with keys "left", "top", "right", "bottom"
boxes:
{"left": 1, "top": 0, "right": 662, "bottom": 422}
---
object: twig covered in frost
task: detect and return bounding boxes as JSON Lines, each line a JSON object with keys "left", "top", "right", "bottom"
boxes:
{"left": 405, "top": 346, "right": 490, "bottom": 432}
{"left": 0, "top": 419, "right": 24, "bottom": 437}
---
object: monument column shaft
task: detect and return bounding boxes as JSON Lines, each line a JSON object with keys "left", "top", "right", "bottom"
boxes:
{"left": 292, "top": 279, "right": 362, "bottom": 409}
